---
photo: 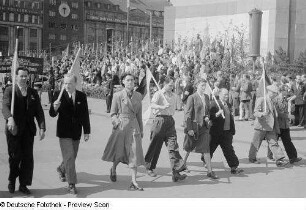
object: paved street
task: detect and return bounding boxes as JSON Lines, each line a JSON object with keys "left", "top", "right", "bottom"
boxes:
{"left": 0, "top": 92, "right": 306, "bottom": 198}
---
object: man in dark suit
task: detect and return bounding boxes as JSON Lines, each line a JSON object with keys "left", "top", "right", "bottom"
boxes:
{"left": 49, "top": 73, "right": 91, "bottom": 194}
{"left": 292, "top": 75, "right": 306, "bottom": 126}
{"left": 2, "top": 67, "right": 46, "bottom": 194}
{"left": 181, "top": 75, "right": 194, "bottom": 105}
{"left": 209, "top": 88, "right": 243, "bottom": 174}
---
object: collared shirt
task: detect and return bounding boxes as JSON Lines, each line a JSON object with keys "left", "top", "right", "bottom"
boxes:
{"left": 68, "top": 91, "right": 76, "bottom": 105}
{"left": 151, "top": 89, "right": 176, "bottom": 116}
{"left": 17, "top": 84, "right": 27, "bottom": 96}
{"left": 197, "top": 92, "right": 206, "bottom": 115}
{"left": 221, "top": 100, "right": 231, "bottom": 131}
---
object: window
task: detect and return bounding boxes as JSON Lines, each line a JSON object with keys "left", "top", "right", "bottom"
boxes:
{"left": 32, "top": 15, "right": 37, "bottom": 24}
{"left": 30, "top": 29, "right": 37, "bottom": 38}
{"left": 0, "top": 26, "right": 8, "bottom": 36}
{"left": 14, "top": 0, "right": 20, "bottom": 7}
{"left": 48, "top": 22, "right": 55, "bottom": 28}
{"left": 9, "top": 13, "right": 14, "bottom": 21}
{"left": 17, "top": 28, "right": 23, "bottom": 37}
{"left": 72, "top": 2, "right": 78, "bottom": 8}
{"left": 71, "top": 24, "right": 79, "bottom": 31}
{"left": 29, "top": 42, "right": 37, "bottom": 51}
{"left": 71, "top": 14, "right": 78, "bottom": 19}
{"left": 49, "top": 0, "right": 56, "bottom": 5}
{"left": 17, "top": 14, "right": 20, "bottom": 22}
{"left": 18, "top": 41, "right": 23, "bottom": 51}
{"left": 49, "top": 11, "right": 56, "bottom": 17}
{"left": 85, "top": 1, "right": 91, "bottom": 7}
{"left": 2, "top": 12, "right": 6, "bottom": 21}
{"left": 49, "top": 34, "right": 55, "bottom": 39}
{"left": 60, "top": 23, "right": 67, "bottom": 29}
{"left": 60, "top": 35, "right": 67, "bottom": 40}
{"left": 107, "top": 4, "right": 110, "bottom": 10}
{"left": 96, "top": 3, "right": 100, "bottom": 8}
{"left": 24, "top": 14, "right": 28, "bottom": 22}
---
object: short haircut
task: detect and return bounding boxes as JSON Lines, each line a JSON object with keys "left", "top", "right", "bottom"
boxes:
{"left": 195, "top": 78, "right": 207, "bottom": 87}
{"left": 64, "top": 73, "right": 77, "bottom": 83}
{"left": 219, "top": 88, "right": 228, "bottom": 95}
{"left": 163, "top": 76, "right": 174, "bottom": 85}
{"left": 16, "top": 67, "right": 29, "bottom": 74}
{"left": 120, "top": 72, "right": 134, "bottom": 82}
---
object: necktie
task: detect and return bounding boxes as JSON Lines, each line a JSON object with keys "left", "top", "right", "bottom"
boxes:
{"left": 69, "top": 94, "right": 74, "bottom": 105}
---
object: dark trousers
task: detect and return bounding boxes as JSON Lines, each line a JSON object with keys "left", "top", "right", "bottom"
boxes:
{"left": 267, "top": 128, "right": 298, "bottom": 160}
{"left": 106, "top": 94, "right": 113, "bottom": 112}
{"left": 48, "top": 89, "right": 54, "bottom": 104}
{"left": 145, "top": 116, "right": 184, "bottom": 172}
{"left": 294, "top": 104, "right": 305, "bottom": 126}
{"left": 210, "top": 131, "right": 239, "bottom": 169}
{"left": 6, "top": 131, "right": 34, "bottom": 186}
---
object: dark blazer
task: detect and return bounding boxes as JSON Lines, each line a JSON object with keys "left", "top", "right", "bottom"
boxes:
{"left": 292, "top": 83, "right": 306, "bottom": 105}
{"left": 49, "top": 90, "right": 91, "bottom": 140}
{"left": 209, "top": 100, "right": 235, "bottom": 136}
{"left": 184, "top": 92, "right": 210, "bottom": 135}
{"left": 2, "top": 85, "right": 46, "bottom": 136}
{"left": 182, "top": 82, "right": 194, "bottom": 104}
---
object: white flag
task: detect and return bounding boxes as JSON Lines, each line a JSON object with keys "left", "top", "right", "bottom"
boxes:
{"left": 68, "top": 48, "right": 82, "bottom": 91}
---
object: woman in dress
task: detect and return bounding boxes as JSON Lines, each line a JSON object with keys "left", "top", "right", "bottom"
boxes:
{"left": 102, "top": 73, "right": 145, "bottom": 191}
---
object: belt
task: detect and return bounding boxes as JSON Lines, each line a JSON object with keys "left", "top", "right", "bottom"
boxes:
{"left": 119, "top": 114, "right": 136, "bottom": 119}
{"left": 156, "top": 115, "right": 173, "bottom": 118}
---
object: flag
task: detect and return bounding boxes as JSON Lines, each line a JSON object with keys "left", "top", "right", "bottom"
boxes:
{"left": 142, "top": 67, "right": 153, "bottom": 125}
{"left": 257, "top": 64, "right": 271, "bottom": 98}
{"left": 62, "top": 44, "right": 69, "bottom": 58}
{"left": 68, "top": 48, "right": 82, "bottom": 91}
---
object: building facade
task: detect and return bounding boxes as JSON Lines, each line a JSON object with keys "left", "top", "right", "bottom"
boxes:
{"left": 165, "top": 0, "right": 306, "bottom": 60}
{"left": 0, "top": 0, "right": 43, "bottom": 56}
{"left": 84, "top": 0, "right": 164, "bottom": 46}
{"left": 42, "top": 0, "right": 84, "bottom": 53}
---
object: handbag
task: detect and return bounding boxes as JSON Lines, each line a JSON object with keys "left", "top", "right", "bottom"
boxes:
{"left": 183, "top": 121, "right": 198, "bottom": 152}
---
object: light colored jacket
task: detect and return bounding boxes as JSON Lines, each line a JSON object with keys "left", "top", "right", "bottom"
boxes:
{"left": 253, "top": 97, "right": 280, "bottom": 134}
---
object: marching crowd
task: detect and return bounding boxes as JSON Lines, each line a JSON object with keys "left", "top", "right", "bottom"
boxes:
{"left": 1, "top": 43, "right": 305, "bottom": 195}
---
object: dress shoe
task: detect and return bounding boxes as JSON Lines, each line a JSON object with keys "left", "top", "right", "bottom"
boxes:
{"left": 68, "top": 184, "right": 77, "bottom": 194}
{"left": 176, "top": 164, "right": 188, "bottom": 173}
{"left": 297, "top": 124, "right": 303, "bottom": 127}
{"left": 276, "top": 159, "right": 289, "bottom": 167}
{"left": 249, "top": 159, "right": 260, "bottom": 164}
{"left": 128, "top": 183, "right": 144, "bottom": 191}
{"left": 110, "top": 168, "right": 117, "bottom": 182}
{"left": 146, "top": 169, "right": 157, "bottom": 177}
{"left": 230, "top": 167, "right": 244, "bottom": 174}
{"left": 19, "top": 185, "right": 31, "bottom": 195}
{"left": 8, "top": 180, "right": 15, "bottom": 194}
{"left": 172, "top": 172, "right": 187, "bottom": 182}
{"left": 56, "top": 167, "right": 66, "bottom": 182}
{"left": 289, "top": 157, "right": 302, "bottom": 164}
{"left": 207, "top": 171, "right": 219, "bottom": 180}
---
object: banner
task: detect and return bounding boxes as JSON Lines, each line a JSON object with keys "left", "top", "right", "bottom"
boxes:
{"left": 0, "top": 56, "right": 44, "bottom": 74}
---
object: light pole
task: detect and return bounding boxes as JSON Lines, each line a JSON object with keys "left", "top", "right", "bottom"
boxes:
{"left": 126, "top": 0, "right": 130, "bottom": 46}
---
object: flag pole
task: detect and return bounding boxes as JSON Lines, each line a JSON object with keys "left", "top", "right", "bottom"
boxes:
{"left": 148, "top": 66, "right": 169, "bottom": 104}
{"left": 261, "top": 57, "right": 267, "bottom": 112}
{"left": 11, "top": 27, "right": 19, "bottom": 116}
{"left": 206, "top": 81, "right": 225, "bottom": 118}
{"left": 56, "top": 47, "right": 81, "bottom": 102}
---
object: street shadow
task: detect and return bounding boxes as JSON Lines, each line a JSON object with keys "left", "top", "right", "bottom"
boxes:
{"left": 291, "top": 137, "right": 306, "bottom": 141}
{"left": 289, "top": 128, "right": 306, "bottom": 132}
